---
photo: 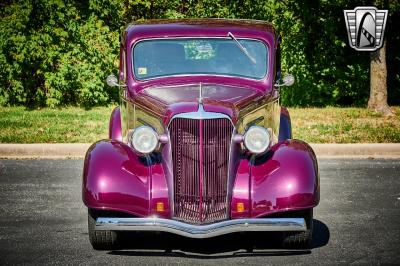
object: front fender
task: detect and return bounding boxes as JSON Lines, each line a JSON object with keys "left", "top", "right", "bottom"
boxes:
{"left": 82, "top": 140, "right": 170, "bottom": 218}
{"left": 231, "top": 140, "right": 319, "bottom": 218}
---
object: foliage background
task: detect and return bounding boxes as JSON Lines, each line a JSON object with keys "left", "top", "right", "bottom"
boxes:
{"left": 0, "top": 0, "right": 399, "bottom": 108}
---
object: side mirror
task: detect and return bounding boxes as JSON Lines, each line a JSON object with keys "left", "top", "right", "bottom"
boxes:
{"left": 282, "top": 74, "right": 295, "bottom": 86}
{"left": 275, "top": 74, "right": 295, "bottom": 87}
{"left": 106, "top": 74, "right": 119, "bottom": 87}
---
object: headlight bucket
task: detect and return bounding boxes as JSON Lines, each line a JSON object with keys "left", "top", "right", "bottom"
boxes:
{"left": 243, "top": 126, "right": 271, "bottom": 154}
{"left": 129, "top": 126, "right": 159, "bottom": 154}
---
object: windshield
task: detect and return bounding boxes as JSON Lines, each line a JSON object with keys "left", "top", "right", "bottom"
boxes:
{"left": 133, "top": 38, "right": 268, "bottom": 80}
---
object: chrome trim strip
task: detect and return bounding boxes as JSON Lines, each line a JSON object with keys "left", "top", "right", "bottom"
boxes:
{"left": 226, "top": 126, "right": 237, "bottom": 217}
{"left": 172, "top": 104, "right": 231, "bottom": 121}
{"left": 95, "top": 217, "right": 306, "bottom": 239}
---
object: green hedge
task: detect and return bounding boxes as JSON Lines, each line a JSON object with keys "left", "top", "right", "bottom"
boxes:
{"left": 1, "top": 0, "right": 399, "bottom": 107}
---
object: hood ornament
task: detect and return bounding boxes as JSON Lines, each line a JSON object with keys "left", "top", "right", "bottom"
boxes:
{"left": 198, "top": 82, "right": 203, "bottom": 105}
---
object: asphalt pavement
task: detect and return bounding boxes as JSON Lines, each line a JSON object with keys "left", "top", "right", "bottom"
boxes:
{"left": 0, "top": 159, "right": 399, "bottom": 265}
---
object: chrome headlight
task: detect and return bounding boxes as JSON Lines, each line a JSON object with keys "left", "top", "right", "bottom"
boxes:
{"left": 243, "top": 126, "right": 270, "bottom": 154}
{"left": 130, "top": 126, "right": 159, "bottom": 154}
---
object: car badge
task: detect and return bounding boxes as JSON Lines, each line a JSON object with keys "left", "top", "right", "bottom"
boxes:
{"left": 343, "top": 6, "right": 388, "bottom": 51}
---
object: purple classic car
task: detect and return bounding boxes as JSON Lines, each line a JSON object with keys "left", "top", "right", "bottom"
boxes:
{"left": 82, "top": 19, "right": 319, "bottom": 250}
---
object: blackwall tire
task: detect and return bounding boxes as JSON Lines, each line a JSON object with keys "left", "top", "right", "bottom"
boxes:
{"left": 88, "top": 209, "right": 120, "bottom": 250}
{"left": 282, "top": 209, "right": 313, "bottom": 249}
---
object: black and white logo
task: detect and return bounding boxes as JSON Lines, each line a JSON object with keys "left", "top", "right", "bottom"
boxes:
{"left": 344, "top": 6, "right": 388, "bottom": 51}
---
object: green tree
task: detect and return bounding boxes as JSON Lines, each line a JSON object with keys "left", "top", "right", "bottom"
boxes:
{"left": 0, "top": 0, "right": 399, "bottom": 107}
{"left": 0, "top": 0, "right": 120, "bottom": 107}
{"left": 368, "top": 0, "right": 396, "bottom": 116}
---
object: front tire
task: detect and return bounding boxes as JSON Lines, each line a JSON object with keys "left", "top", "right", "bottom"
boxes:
{"left": 282, "top": 209, "right": 313, "bottom": 249}
{"left": 88, "top": 209, "right": 119, "bottom": 250}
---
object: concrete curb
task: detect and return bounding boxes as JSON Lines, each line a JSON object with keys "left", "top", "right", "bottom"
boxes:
{"left": 0, "top": 144, "right": 91, "bottom": 159}
{"left": 310, "top": 143, "right": 400, "bottom": 158}
{"left": 0, "top": 143, "right": 400, "bottom": 159}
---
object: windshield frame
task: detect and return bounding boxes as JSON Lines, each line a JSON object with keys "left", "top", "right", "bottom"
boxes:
{"left": 131, "top": 37, "right": 269, "bottom": 81}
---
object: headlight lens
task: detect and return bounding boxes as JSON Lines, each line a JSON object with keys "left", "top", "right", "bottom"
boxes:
{"left": 243, "top": 126, "right": 270, "bottom": 154}
{"left": 130, "top": 126, "right": 159, "bottom": 154}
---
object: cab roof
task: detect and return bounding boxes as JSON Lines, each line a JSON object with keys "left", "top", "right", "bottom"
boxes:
{"left": 123, "top": 19, "right": 277, "bottom": 43}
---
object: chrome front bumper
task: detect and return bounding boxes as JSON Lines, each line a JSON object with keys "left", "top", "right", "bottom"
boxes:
{"left": 95, "top": 217, "right": 306, "bottom": 239}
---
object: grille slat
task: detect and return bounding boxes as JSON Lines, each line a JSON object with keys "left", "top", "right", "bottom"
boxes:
{"left": 170, "top": 118, "right": 233, "bottom": 224}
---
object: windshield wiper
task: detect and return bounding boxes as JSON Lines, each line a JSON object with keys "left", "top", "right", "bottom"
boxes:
{"left": 227, "top": 32, "right": 257, "bottom": 64}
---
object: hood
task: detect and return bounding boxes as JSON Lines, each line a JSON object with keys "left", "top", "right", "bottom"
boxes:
{"left": 132, "top": 84, "right": 268, "bottom": 124}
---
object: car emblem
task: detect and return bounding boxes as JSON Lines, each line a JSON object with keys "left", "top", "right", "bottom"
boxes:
{"left": 343, "top": 6, "right": 388, "bottom": 51}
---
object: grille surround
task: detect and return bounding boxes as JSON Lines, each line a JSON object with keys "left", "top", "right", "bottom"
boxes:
{"left": 169, "top": 116, "right": 233, "bottom": 224}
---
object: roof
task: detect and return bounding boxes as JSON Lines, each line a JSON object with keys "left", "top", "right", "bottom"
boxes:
{"left": 123, "top": 19, "right": 277, "bottom": 43}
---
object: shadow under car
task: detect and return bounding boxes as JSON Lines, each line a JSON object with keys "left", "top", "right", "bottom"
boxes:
{"left": 106, "top": 219, "right": 330, "bottom": 258}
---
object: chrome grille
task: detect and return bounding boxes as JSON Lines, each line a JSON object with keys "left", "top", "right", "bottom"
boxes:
{"left": 170, "top": 118, "right": 233, "bottom": 224}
